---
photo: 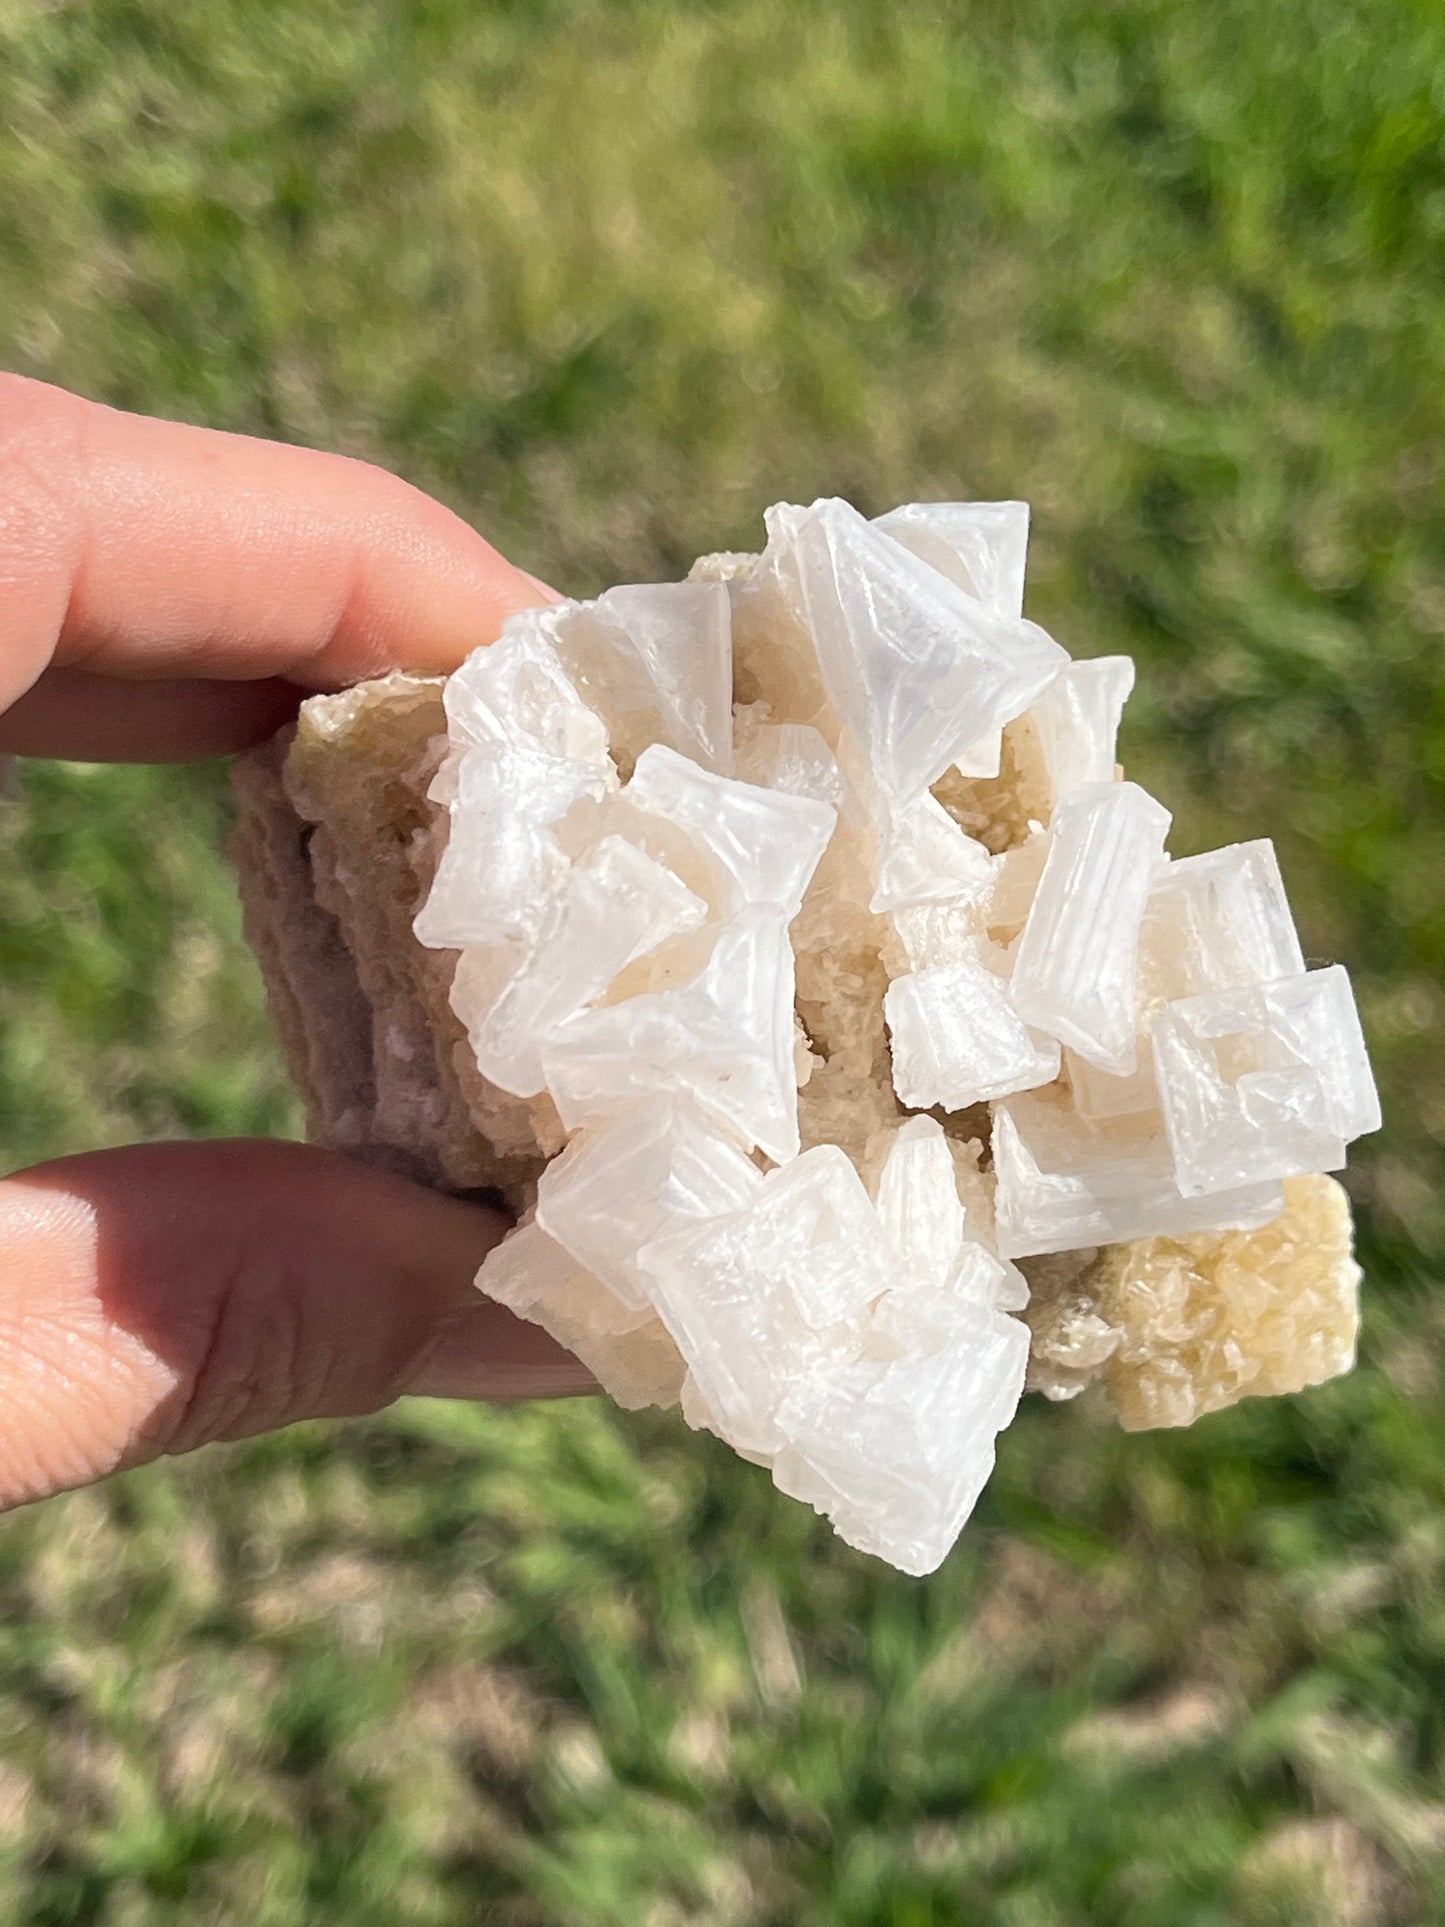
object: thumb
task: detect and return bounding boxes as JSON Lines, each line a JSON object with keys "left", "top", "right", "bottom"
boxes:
{"left": 0, "top": 1140, "right": 592, "bottom": 1509}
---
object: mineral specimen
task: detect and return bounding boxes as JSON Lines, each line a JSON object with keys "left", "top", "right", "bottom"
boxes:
{"left": 279, "top": 492, "right": 1379, "bottom": 1577}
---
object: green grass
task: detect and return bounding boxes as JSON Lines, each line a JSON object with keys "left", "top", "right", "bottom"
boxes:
{"left": 2, "top": 1, "right": 1444, "bottom": 1919}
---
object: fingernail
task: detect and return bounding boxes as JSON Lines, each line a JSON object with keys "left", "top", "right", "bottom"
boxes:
{"left": 404, "top": 1295, "right": 596, "bottom": 1402}
{"left": 519, "top": 570, "right": 566, "bottom": 605}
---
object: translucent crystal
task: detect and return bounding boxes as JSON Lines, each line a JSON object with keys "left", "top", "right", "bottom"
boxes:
{"left": 553, "top": 580, "right": 734, "bottom": 774}
{"left": 988, "top": 831, "right": 1052, "bottom": 941}
{"left": 1029, "top": 656, "right": 1135, "bottom": 805}
{"left": 1152, "top": 966, "right": 1380, "bottom": 1196}
{"left": 1066, "top": 1043, "right": 1160, "bottom": 1123}
{"left": 440, "top": 616, "right": 611, "bottom": 771}
{"left": 958, "top": 1242, "right": 1032, "bottom": 1314}
{"left": 888, "top": 887, "right": 996, "bottom": 973}
{"left": 413, "top": 740, "right": 611, "bottom": 948}
{"left": 1139, "top": 841, "right": 1305, "bottom": 1012}
{"left": 454, "top": 838, "right": 707, "bottom": 1096}
{"left": 559, "top": 790, "right": 728, "bottom": 917}
{"left": 1009, "top": 781, "right": 1172, "bottom": 1072}
{"left": 873, "top": 501, "right": 1030, "bottom": 620}
{"left": 767, "top": 498, "right": 1066, "bottom": 803}
{"left": 883, "top": 829, "right": 1045, "bottom": 976}
{"left": 992, "top": 1085, "right": 1285, "bottom": 1259}
{"left": 731, "top": 707, "right": 852, "bottom": 813}
{"left": 954, "top": 726, "right": 1004, "bottom": 780}
{"left": 871, "top": 792, "right": 995, "bottom": 913}
{"left": 871, "top": 1115, "right": 965, "bottom": 1290}
{"left": 478, "top": 1214, "right": 587, "bottom": 1318}
{"left": 886, "top": 964, "right": 1061, "bottom": 1110}
{"left": 479, "top": 1218, "right": 685, "bottom": 1411}
{"left": 871, "top": 1116, "right": 1025, "bottom": 1312}
{"left": 867, "top": 1281, "right": 980, "bottom": 1353}
{"left": 770, "top": 1310, "right": 1029, "bottom": 1575}
{"left": 541, "top": 908, "right": 802, "bottom": 1161}
{"left": 625, "top": 743, "right": 836, "bottom": 920}
{"left": 637, "top": 1146, "right": 900, "bottom": 1458}
{"left": 536, "top": 1095, "right": 763, "bottom": 1309}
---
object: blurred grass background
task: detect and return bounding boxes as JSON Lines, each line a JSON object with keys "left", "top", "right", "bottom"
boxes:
{"left": 2, "top": 0, "right": 1444, "bottom": 1920}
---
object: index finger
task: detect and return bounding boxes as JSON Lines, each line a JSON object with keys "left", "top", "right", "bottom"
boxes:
{"left": 0, "top": 375, "right": 552, "bottom": 758}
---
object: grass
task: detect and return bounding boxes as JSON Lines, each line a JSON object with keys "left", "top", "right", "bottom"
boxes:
{"left": 2, "top": 0, "right": 1444, "bottom": 1919}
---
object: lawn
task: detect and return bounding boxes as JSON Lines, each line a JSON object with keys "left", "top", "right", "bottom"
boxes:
{"left": 2, "top": 1, "right": 1444, "bottom": 1920}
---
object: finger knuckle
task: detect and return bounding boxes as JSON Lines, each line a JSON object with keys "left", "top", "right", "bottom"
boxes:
{"left": 0, "top": 378, "right": 89, "bottom": 675}
{"left": 161, "top": 1245, "right": 318, "bottom": 1454}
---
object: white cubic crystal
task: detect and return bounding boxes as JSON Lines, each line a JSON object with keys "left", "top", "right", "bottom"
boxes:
{"left": 1029, "top": 656, "right": 1135, "bottom": 806}
{"left": 767, "top": 498, "right": 1066, "bottom": 804}
{"left": 1066, "top": 1043, "right": 1160, "bottom": 1123}
{"left": 553, "top": 580, "right": 734, "bottom": 774}
{"left": 953, "top": 1241, "right": 1032, "bottom": 1314}
{"left": 478, "top": 1219, "right": 685, "bottom": 1411}
{"left": 579, "top": 835, "right": 708, "bottom": 961}
{"left": 873, "top": 501, "right": 1030, "bottom": 620}
{"left": 638, "top": 1146, "right": 900, "bottom": 1457}
{"left": 676, "top": 1372, "right": 780, "bottom": 1470}
{"left": 770, "top": 1312, "right": 1030, "bottom": 1575}
{"left": 571, "top": 1318, "right": 688, "bottom": 1412}
{"left": 954, "top": 726, "right": 1004, "bottom": 780}
{"left": 871, "top": 1115, "right": 965, "bottom": 1290}
{"left": 414, "top": 739, "right": 611, "bottom": 948}
{"left": 731, "top": 707, "right": 853, "bottom": 814}
{"left": 888, "top": 888, "right": 996, "bottom": 974}
{"left": 1152, "top": 966, "right": 1380, "bottom": 1197}
{"left": 886, "top": 963, "right": 1061, "bottom": 1110}
{"left": 1009, "top": 781, "right": 1172, "bottom": 1072}
{"left": 625, "top": 743, "right": 836, "bottom": 921}
{"left": 449, "top": 938, "right": 526, "bottom": 1066}
{"left": 884, "top": 830, "right": 1046, "bottom": 976}
{"left": 871, "top": 792, "right": 995, "bottom": 912}
{"left": 867, "top": 1267, "right": 1008, "bottom": 1348}
{"left": 1139, "top": 840, "right": 1305, "bottom": 1012}
{"left": 456, "top": 837, "right": 707, "bottom": 1096}
{"left": 478, "top": 1215, "right": 593, "bottom": 1318}
{"left": 536, "top": 1095, "right": 763, "bottom": 1309}
{"left": 992, "top": 1086, "right": 1285, "bottom": 1259}
{"left": 558, "top": 792, "right": 725, "bottom": 918}
{"left": 436, "top": 615, "right": 611, "bottom": 795}
{"left": 987, "top": 831, "right": 1052, "bottom": 943}
{"left": 870, "top": 1117, "right": 1027, "bottom": 1312}
{"left": 869, "top": 1250, "right": 1026, "bottom": 1334}
{"left": 541, "top": 907, "right": 802, "bottom": 1161}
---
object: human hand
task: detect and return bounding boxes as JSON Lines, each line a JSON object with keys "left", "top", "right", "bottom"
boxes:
{"left": 0, "top": 374, "right": 594, "bottom": 1511}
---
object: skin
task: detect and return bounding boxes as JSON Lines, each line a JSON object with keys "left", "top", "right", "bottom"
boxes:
{"left": 0, "top": 374, "right": 595, "bottom": 1511}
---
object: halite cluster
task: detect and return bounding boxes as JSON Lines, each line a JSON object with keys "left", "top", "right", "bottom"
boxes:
{"left": 414, "top": 496, "right": 1379, "bottom": 1576}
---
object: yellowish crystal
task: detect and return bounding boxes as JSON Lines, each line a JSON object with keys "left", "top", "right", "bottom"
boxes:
{"left": 1091, "top": 1174, "right": 1361, "bottom": 1430}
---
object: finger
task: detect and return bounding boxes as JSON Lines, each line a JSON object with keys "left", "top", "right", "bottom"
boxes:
{"left": 0, "top": 1140, "right": 593, "bottom": 1510}
{"left": 0, "top": 373, "right": 555, "bottom": 749}
{"left": 0, "top": 667, "right": 305, "bottom": 761}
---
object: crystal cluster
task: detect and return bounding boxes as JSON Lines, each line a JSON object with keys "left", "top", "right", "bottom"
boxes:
{"left": 413, "top": 496, "right": 1380, "bottom": 1576}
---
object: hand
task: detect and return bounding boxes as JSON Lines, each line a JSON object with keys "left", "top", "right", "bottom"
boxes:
{"left": 0, "top": 374, "right": 594, "bottom": 1511}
